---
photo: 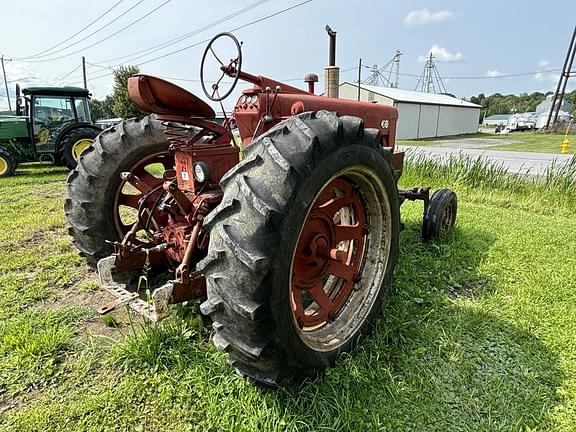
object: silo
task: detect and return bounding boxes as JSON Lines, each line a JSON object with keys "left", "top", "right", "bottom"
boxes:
{"left": 535, "top": 95, "right": 572, "bottom": 129}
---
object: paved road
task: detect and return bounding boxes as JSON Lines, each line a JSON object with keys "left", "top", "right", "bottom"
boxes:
{"left": 397, "top": 145, "right": 574, "bottom": 177}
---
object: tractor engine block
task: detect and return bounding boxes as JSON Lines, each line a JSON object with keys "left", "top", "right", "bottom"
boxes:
{"left": 108, "top": 114, "right": 239, "bottom": 308}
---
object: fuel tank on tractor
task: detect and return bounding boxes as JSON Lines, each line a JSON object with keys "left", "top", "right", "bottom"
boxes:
{"left": 0, "top": 115, "right": 29, "bottom": 141}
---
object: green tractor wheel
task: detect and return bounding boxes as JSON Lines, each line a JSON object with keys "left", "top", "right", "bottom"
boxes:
{"left": 59, "top": 127, "right": 100, "bottom": 170}
{"left": 0, "top": 148, "right": 17, "bottom": 178}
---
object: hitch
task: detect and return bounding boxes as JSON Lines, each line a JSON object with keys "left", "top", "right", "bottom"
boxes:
{"left": 97, "top": 256, "right": 174, "bottom": 322}
{"left": 397, "top": 187, "right": 431, "bottom": 232}
{"left": 398, "top": 187, "right": 431, "bottom": 216}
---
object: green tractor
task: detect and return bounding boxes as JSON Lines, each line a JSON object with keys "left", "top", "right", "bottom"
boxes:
{"left": 0, "top": 85, "right": 102, "bottom": 177}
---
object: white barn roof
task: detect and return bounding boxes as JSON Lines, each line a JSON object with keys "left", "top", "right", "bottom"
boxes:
{"left": 340, "top": 82, "right": 481, "bottom": 108}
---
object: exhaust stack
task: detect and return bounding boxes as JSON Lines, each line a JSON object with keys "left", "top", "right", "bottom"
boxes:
{"left": 324, "top": 25, "right": 339, "bottom": 98}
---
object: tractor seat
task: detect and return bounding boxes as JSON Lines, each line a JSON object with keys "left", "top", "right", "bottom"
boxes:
{"left": 128, "top": 74, "right": 215, "bottom": 119}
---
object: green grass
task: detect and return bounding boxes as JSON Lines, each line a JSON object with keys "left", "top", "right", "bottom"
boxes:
{"left": 1, "top": 160, "right": 576, "bottom": 431}
{"left": 404, "top": 153, "right": 576, "bottom": 215}
{"left": 0, "top": 307, "right": 94, "bottom": 397}
{"left": 489, "top": 133, "right": 575, "bottom": 154}
{"left": 399, "top": 131, "right": 575, "bottom": 154}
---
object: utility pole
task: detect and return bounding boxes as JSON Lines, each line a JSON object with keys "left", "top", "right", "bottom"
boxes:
{"left": 1, "top": 55, "right": 12, "bottom": 114}
{"left": 82, "top": 56, "right": 87, "bottom": 89}
{"left": 357, "top": 58, "right": 362, "bottom": 101}
{"left": 545, "top": 24, "right": 576, "bottom": 129}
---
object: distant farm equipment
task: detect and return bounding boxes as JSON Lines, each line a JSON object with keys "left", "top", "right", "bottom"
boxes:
{"left": 0, "top": 85, "right": 101, "bottom": 177}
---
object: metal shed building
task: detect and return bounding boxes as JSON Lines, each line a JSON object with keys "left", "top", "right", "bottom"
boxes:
{"left": 482, "top": 114, "right": 511, "bottom": 127}
{"left": 339, "top": 82, "right": 481, "bottom": 140}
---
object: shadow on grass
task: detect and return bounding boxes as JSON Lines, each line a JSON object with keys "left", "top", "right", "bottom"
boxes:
{"left": 270, "top": 222, "right": 564, "bottom": 431}
{"left": 93, "top": 219, "right": 564, "bottom": 432}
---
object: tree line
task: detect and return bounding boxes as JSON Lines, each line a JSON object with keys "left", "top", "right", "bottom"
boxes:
{"left": 469, "top": 90, "right": 576, "bottom": 119}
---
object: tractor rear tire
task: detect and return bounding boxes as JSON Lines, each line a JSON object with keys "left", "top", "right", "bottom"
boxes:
{"left": 0, "top": 147, "right": 17, "bottom": 178}
{"left": 59, "top": 127, "right": 101, "bottom": 170}
{"left": 199, "top": 111, "right": 400, "bottom": 387}
{"left": 65, "top": 117, "right": 170, "bottom": 269}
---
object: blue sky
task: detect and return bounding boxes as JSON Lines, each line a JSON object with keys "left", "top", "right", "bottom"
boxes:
{"left": 0, "top": 0, "right": 574, "bottom": 111}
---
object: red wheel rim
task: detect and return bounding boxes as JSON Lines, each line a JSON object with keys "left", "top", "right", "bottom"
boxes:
{"left": 113, "top": 152, "right": 174, "bottom": 239}
{"left": 440, "top": 203, "right": 454, "bottom": 231}
{"left": 291, "top": 177, "right": 366, "bottom": 329}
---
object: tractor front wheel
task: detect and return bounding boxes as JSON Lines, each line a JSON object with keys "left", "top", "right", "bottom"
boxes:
{"left": 199, "top": 111, "right": 400, "bottom": 387}
{"left": 59, "top": 127, "right": 101, "bottom": 170}
{"left": 421, "top": 188, "right": 458, "bottom": 241}
{"left": 0, "top": 147, "right": 17, "bottom": 178}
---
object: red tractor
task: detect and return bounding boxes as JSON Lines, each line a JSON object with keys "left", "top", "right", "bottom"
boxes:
{"left": 65, "top": 33, "right": 457, "bottom": 387}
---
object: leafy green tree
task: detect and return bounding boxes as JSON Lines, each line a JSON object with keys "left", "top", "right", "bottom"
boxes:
{"left": 564, "top": 91, "right": 576, "bottom": 117}
{"left": 89, "top": 95, "right": 115, "bottom": 121}
{"left": 471, "top": 89, "right": 576, "bottom": 119}
{"left": 112, "top": 65, "right": 145, "bottom": 119}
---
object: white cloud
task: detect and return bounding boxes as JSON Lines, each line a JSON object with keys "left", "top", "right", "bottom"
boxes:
{"left": 405, "top": 9, "right": 455, "bottom": 27}
{"left": 538, "top": 60, "right": 551, "bottom": 68}
{"left": 0, "top": 62, "right": 48, "bottom": 110}
{"left": 487, "top": 69, "right": 502, "bottom": 77}
{"left": 1, "top": 61, "right": 60, "bottom": 93}
{"left": 533, "top": 60, "right": 560, "bottom": 87}
{"left": 534, "top": 71, "right": 560, "bottom": 84}
{"left": 418, "top": 45, "right": 464, "bottom": 63}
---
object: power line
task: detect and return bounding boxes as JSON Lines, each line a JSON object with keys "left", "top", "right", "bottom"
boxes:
{"left": 14, "top": 0, "right": 147, "bottom": 62}
{"left": 282, "top": 66, "right": 356, "bottom": 82}
{"left": 443, "top": 68, "right": 563, "bottom": 80}
{"left": 6, "top": 76, "right": 37, "bottom": 83}
{"left": 96, "top": 64, "right": 558, "bottom": 84}
{"left": 23, "top": 0, "right": 172, "bottom": 63}
{"left": 70, "top": 62, "right": 566, "bottom": 92}
{"left": 50, "top": 0, "right": 173, "bottom": 63}
{"left": 137, "top": 0, "right": 314, "bottom": 67}
{"left": 68, "top": 0, "right": 315, "bottom": 85}
{"left": 398, "top": 68, "right": 562, "bottom": 80}
{"left": 55, "top": 64, "right": 82, "bottom": 83}
{"left": 98, "top": 0, "right": 269, "bottom": 65}
{"left": 161, "top": 67, "right": 357, "bottom": 84}
{"left": 86, "top": 62, "right": 114, "bottom": 70}
{"left": 19, "top": 0, "right": 125, "bottom": 60}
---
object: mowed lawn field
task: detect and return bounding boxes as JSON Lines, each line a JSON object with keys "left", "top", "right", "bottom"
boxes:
{"left": 398, "top": 131, "right": 575, "bottom": 154}
{"left": 1, "top": 157, "right": 576, "bottom": 432}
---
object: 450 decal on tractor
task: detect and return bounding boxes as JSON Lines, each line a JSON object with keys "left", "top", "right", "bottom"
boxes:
{"left": 65, "top": 33, "right": 457, "bottom": 387}
{"left": 0, "top": 85, "right": 101, "bottom": 177}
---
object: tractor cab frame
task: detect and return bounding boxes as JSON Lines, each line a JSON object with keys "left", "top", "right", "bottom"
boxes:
{"left": 18, "top": 86, "right": 95, "bottom": 161}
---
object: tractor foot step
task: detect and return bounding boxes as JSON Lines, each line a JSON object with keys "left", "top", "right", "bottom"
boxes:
{"left": 97, "top": 256, "right": 173, "bottom": 322}
{"left": 98, "top": 288, "right": 138, "bottom": 314}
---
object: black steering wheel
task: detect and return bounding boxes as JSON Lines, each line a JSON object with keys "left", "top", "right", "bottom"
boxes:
{"left": 200, "top": 32, "right": 242, "bottom": 102}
